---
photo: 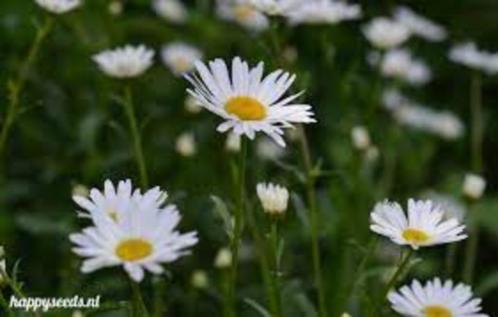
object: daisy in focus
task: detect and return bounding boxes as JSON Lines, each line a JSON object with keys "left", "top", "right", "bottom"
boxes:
{"left": 389, "top": 278, "right": 489, "bottom": 317}
{"left": 363, "top": 17, "right": 411, "bottom": 49}
{"left": 35, "top": 0, "right": 81, "bottom": 14}
{"left": 93, "top": 45, "right": 154, "bottom": 79}
{"left": 161, "top": 42, "right": 203, "bottom": 76}
{"left": 286, "top": 0, "right": 362, "bottom": 26}
{"left": 370, "top": 199, "right": 467, "bottom": 249}
{"left": 184, "top": 57, "right": 316, "bottom": 147}
{"left": 394, "top": 6, "right": 447, "bottom": 42}
{"left": 70, "top": 180, "right": 198, "bottom": 282}
{"left": 217, "top": 0, "right": 269, "bottom": 32}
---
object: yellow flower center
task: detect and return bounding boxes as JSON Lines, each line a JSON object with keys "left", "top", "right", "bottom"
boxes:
{"left": 233, "top": 5, "right": 255, "bottom": 21}
{"left": 116, "top": 239, "right": 153, "bottom": 262}
{"left": 402, "top": 228, "right": 430, "bottom": 244}
{"left": 423, "top": 305, "right": 452, "bottom": 317}
{"left": 225, "top": 96, "right": 267, "bottom": 121}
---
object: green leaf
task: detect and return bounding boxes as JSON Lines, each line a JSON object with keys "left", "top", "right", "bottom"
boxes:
{"left": 210, "top": 195, "right": 233, "bottom": 239}
{"left": 243, "top": 298, "right": 271, "bottom": 317}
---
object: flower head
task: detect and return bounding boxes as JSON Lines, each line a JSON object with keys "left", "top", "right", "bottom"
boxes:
{"left": 257, "top": 182, "right": 289, "bottom": 216}
{"left": 93, "top": 45, "right": 154, "bottom": 79}
{"left": 363, "top": 17, "right": 411, "bottom": 49}
{"left": 161, "top": 42, "right": 203, "bottom": 76}
{"left": 214, "top": 248, "right": 233, "bottom": 268}
{"left": 449, "top": 42, "right": 498, "bottom": 75}
{"left": 286, "top": 0, "right": 361, "bottom": 26}
{"left": 175, "top": 132, "right": 197, "bottom": 157}
{"left": 389, "top": 278, "right": 489, "bottom": 317}
{"left": 70, "top": 180, "right": 198, "bottom": 282}
{"left": 463, "top": 173, "right": 486, "bottom": 200}
{"left": 250, "top": 0, "right": 303, "bottom": 16}
{"left": 370, "top": 199, "right": 467, "bottom": 249}
{"left": 35, "top": 0, "right": 81, "bottom": 14}
{"left": 217, "top": 0, "right": 269, "bottom": 32}
{"left": 185, "top": 57, "right": 315, "bottom": 147}
{"left": 152, "top": 0, "right": 188, "bottom": 24}
{"left": 394, "top": 6, "right": 447, "bottom": 42}
{"left": 351, "top": 125, "right": 371, "bottom": 151}
{"left": 380, "top": 49, "right": 431, "bottom": 85}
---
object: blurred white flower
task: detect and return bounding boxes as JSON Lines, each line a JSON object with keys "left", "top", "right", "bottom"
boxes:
{"left": 362, "top": 17, "right": 411, "bottom": 49}
{"left": 394, "top": 6, "right": 447, "bottom": 42}
{"left": 380, "top": 49, "right": 431, "bottom": 85}
{"left": 256, "top": 136, "right": 286, "bottom": 160}
{"left": 35, "top": 0, "right": 81, "bottom": 14}
{"left": 0, "top": 246, "right": 5, "bottom": 284}
{"left": 71, "top": 311, "right": 84, "bottom": 317}
{"left": 365, "top": 146, "right": 379, "bottom": 163}
{"left": 108, "top": 1, "right": 123, "bottom": 16}
{"left": 175, "top": 132, "right": 197, "bottom": 157}
{"left": 250, "top": 0, "right": 303, "bottom": 16}
{"left": 161, "top": 42, "right": 203, "bottom": 76}
{"left": 93, "top": 45, "right": 154, "bottom": 79}
{"left": 257, "top": 182, "right": 289, "bottom": 216}
{"left": 389, "top": 278, "right": 488, "bottom": 317}
{"left": 382, "top": 89, "right": 464, "bottom": 140}
{"left": 340, "top": 314, "right": 352, "bottom": 317}
{"left": 449, "top": 42, "right": 498, "bottom": 75}
{"left": 191, "top": 270, "right": 209, "bottom": 289}
{"left": 286, "top": 0, "right": 361, "bottom": 26}
{"left": 462, "top": 173, "right": 486, "bottom": 200}
{"left": 185, "top": 57, "right": 316, "bottom": 147}
{"left": 70, "top": 181, "right": 198, "bottom": 282}
{"left": 351, "top": 125, "right": 371, "bottom": 151}
{"left": 217, "top": 0, "right": 269, "bottom": 32}
{"left": 225, "top": 132, "right": 242, "bottom": 152}
{"left": 152, "top": 0, "right": 188, "bottom": 24}
{"left": 185, "top": 95, "right": 203, "bottom": 114}
{"left": 425, "top": 192, "right": 467, "bottom": 222}
{"left": 370, "top": 199, "right": 467, "bottom": 249}
{"left": 214, "top": 248, "right": 232, "bottom": 268}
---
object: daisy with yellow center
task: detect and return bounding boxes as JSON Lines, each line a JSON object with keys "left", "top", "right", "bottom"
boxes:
{"left": 184, "top": 57, "right": 316, "bottom": 147}
{"left": 370, "top": 199, "right": 467, "bottom": 249}
{"left": 389, "top": 278, "right": 489, "bottom": 317}
{"left": 70, "top": 180, "right": 198, "bottom": 282}
{"left": 217, "top": 0, "right": 269, "bottom": 32}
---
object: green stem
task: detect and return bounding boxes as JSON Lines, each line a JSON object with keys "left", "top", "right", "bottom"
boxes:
{"left": 379, "top": 249, "right": 414, "bottom": 307}
{"left": 346, "top": 238, "right": 378, "bottom": 305}
{"left": 123, "top": 85, "right": 149, "bottom": 188}
{"left": 445, "top": 243, "right": 458, "bottom": 278}
{"left": 131, "top": 281, "right": 149, "bottom": 317}
{"left": 0, "top": 16, "right": 54, "bottom": 157}
{"left": 297, "top": 126, "right": 327, "bottom": 317}
{"left": 463, "top": 72, "right": 484, "bottom": 284}
{"left": 227, "top": 138, "right": 247, "bottom": 317}
{"left": 269, "top": 221, "right": 282, "bottom": 317}
{"left": 0, "top": 289, "right": 12, "bottom": 317}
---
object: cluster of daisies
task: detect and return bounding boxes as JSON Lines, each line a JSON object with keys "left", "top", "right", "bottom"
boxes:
{"left": 25, "top": 0, "right": 493, "bottom": 316}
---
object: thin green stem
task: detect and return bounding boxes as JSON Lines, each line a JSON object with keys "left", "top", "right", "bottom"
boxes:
{"left": 123, "top": 85, "right": 149, "bottom": 188}
{"left": 379, "top": 249, "right": 414, "bottom": 307}
{"left": 227, "top": 138, "right": 247, "bottom": 317}
{"left": 269, "top": 221, "right": 282, "bottom": 317}
{"left": 346, "top": 238, "right": 379, "bottom": 305}
{"left": 463, "top": 72, "right": 484, "bottom": 284}
{"left": 445, "top": 244, "right": 458, "bottom": 278}
{"left": 130, "top": 281, "right": 149, "bottom": 317}
{"left": 0, "top": 16, "right": 54, "bottom": 157}
{"left": 297, "top": 126, "right": 327, "bottom": 317}
{"left": 0, "top": 289, "right": 12, "bottom": 317}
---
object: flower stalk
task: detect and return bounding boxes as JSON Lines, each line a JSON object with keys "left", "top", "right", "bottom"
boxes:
{"left": 379, "top": 248, "right": 414, "bottom": 308}
{"left": 131, "top": 281, "right": 149, "bottom": 317}
{"left": 268, "top": 221, "right": 282, "bottom": 317}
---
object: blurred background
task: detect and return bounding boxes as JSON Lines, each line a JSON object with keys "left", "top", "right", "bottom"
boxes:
{"left": 0, "top": 0, "right": 497, "bottom": 316}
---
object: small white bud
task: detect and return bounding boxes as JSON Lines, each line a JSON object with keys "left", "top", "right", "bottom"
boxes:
{"left": 191, "top": 270, "right": 209, "bottom": 289}
{"left": 225, "top": 132, "right": 241, "bottom": 153}
{"left": 72, "top": 184, "right": 89, "bottom": 198}
{"left": 365, "top": 146, "right": 380, "bottom": 162}
{"left": 351, "top": 126, "right": 371, "bottom": 150}
{"left": 214, "top": 248, "right": 232, "bottom": 269}
{"left": 175, "top": 132, "right": 197, "bottom": 157}
{"left": 462, "top": 173, "right": 486, "bottom": 200}
{"left": 256, "top": 183, "right": 289, "bottom": 216}
{"left": 108, "top": 1, "right": 123, "bottom": 16}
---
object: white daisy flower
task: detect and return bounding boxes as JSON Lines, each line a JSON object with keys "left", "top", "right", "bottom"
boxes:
{"left": 425, "top": 192, "right": 467, "bottom": 222}
{"left": 93, "top": 45, "right": 154, "bottom": 79}
{"left": 217, "top": 0, "right": 270, "bottom": 32}
{"left": 175, "top": 132, "right": 197, "bottom": 157}
{"left": 184, "top": 57, "right": 315, "bottom": 147}
{"left": 363, "top": 17, "right": 411, "bottom": 49}
{"left": 161, "top": 42, "right": 203, "bottom": 76}
{"left": 462, "top": 173, "right": 486, "bottom": 200}
{"left": 449, "top": 42, "right": 498, "bottom": 75}
{"left": 35, "top": 0, "right": 81, "bottom": 14}
{"left": 286, "top": 0, "right": 362, "bottom": 26}
{"left": 370, "top": 199, "right": 467, "bottom": 249}
{"left": 380, "top": 49, "right": 431, "bottom": 86}
{"left": 250, "top": 0, "right": 303, "bottom": 16}
{"left": 389, "top": 278, "right": 489, "bottom": 317}
{"left": 394, "top": 6, "right": 447, "bottom": 42}
{"left": 257, "top": 182, "right": 289, "bottom": 216}
{"left": 152, "top": 0, "right": 188, "bottom": 24}
{"left": 70, "top": 181, "right": 198, "bottom": 282}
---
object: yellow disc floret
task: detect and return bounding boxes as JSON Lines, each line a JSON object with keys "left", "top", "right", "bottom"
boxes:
{"left": 116, "top": 239, "right": 153, "bottom": 262}
{"left": 225, "top": 96, "right": 267, "bottom": 121}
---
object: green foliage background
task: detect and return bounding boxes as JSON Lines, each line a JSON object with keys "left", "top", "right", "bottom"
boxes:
{"left": 0, "top": 0, "right": 497, "bottom": 316}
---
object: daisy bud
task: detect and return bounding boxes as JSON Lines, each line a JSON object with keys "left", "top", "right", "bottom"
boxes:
{"left": 225, "top": 132, "right": 241, "bottom": 153}
{"left": 184, "top": 95, "right": 203, "bottom": 114}
{"left": 175, "top": 132, "right": 197, "bottom": 157}
{"left": 351, "top": 126, "right": 371, "bottom": 151}
{"left": 365, "top": 146, "right": 380, "bottom": 162}
{"left": 191, "top": 270, "right": 209, "bottom": 289}
{"left": 256, "top": 183, "right": 289, "bottom": 217}
{"left": 214, "top": 248, "right": 232, "bottom": 269}
{"left": 462, "top": 173, "right": 486, "bottom": 200}
{"left": 108, "top": 1, "right": 123, "bottom": 16}
{"left": 35, "top": 0, "right": 81, "bottom": 14}
{"left": 341, "top": 314, "right": 352, "bottom": 317}
{"left": 72, "top": 311, "right": 84, "bottom": 317}
{"left": 72, "top": 184, "right": 89, "bottom": 198}
{"left": 93, "top": 45, "right": 154, "bottom": 79}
